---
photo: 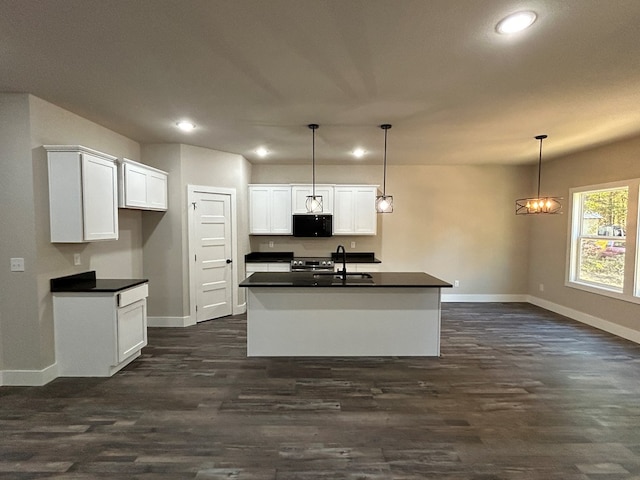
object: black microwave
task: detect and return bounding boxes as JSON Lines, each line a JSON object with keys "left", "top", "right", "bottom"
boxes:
{"left": 292, "top": 214, "right": 333, "bottom": 237}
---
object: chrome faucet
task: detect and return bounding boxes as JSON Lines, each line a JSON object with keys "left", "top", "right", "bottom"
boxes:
{"left": 336, "top": 244, "right": 347, "bottom": 280}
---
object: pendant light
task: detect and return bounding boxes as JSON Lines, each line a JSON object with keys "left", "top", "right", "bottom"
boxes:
{"left": 305, "top": 123, "right": 323, "bottom": 213}
{"left": 375, "top": 124, "right": 394, "bottom": 213}
{"left": 515, "top": 134, "right": 562, "bottom": 215}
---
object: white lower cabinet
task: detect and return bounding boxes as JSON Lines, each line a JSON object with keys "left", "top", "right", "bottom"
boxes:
{"left": 246, "top": 262, "right": 290, "bottom": 277}
{"left": 335, "top": 263, "right": 381, "bottom": 273}
{"left": 53, "top": 283, "right": 148, "bottom": 377}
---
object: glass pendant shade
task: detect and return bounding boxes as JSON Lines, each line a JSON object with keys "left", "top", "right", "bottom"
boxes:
{"left": 305, "top": 123, "right": 323, "bottom": 213}
{"left": 375, "top": 195, "right": 393, "bottom": 213}
{"left": 377, "top": 124, "right": 394, "bottom": 214}
{"left": 515, "top": 134, "right": 562, "bottom": 215}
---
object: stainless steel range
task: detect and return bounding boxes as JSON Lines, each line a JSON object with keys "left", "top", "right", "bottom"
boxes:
{"left": 290, "top": 257, "right": 334, "bottom": 271}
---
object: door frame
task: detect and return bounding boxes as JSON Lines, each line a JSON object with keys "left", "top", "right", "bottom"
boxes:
{"left": 187, "top": 184, "right": 241, "bottom": 323}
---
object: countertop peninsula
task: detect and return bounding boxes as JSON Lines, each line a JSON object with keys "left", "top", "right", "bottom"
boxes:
{"left": 50, "top": 271, "right": 148, "bottom": 293}
{"left": 239, "top": 271, "right": 451, "bottom": 288}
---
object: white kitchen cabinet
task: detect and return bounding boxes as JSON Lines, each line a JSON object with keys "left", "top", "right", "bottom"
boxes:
{"left": 52, "top": 283, "right": 148, "bottom": 377}
{"left": 45, "top": 145, "right": 119, "bottom": 242}
{"left": 118, "top": 158, "right": 168, "bottom": 211}
{"left": 249, "top": 185, "right": 292, "bottom": 234}
{"left": 246, "top": 262, "right": 291, "bottom": 277}
{"left": 333, "top": 185, "right": 378, "bottom": 235}
{"left": 291, "top": 184, "right": 334, "bottom": 214}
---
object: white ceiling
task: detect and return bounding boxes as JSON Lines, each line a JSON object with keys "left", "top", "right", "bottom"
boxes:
{"left": 2, "top": 0, "right": 640, "bottom": 166}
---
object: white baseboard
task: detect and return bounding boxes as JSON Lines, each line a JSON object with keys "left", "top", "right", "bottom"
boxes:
{"left": 147, "top": 315, "right": 194, "bottom": 327}
{"left": 441, "top": 293, "right": 529, "bottom": 303}
{"left": 528, "top": 295, "right": 640, "bottom": 345}
{"left": 1, "top": 363, "right": 58, "bottom": 386}
{"left": 234, "top": 302, "right": 247, "bottom": 315}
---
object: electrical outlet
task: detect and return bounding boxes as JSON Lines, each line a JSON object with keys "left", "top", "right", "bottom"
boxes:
{"left": 10, "top": 257, "right": 25, "bottom": 272}
{"left": 350, "top": 241, "right": 356, "bottom": 248}
{"left": 539, "top": 283, "right": 544, "bottom": 292}
{"left": 268, "top": 241, "right": 274, "bottom": 248}
{"left": 74, "top": 253, "right": 82, "bottom": 265}
{"left": 454, "top": 280, "right": 460, "bottom": 287}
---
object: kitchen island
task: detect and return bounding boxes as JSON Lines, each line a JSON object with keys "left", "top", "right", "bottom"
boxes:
{"left": 239, "top": 272, "right": 451, "bottom": 357}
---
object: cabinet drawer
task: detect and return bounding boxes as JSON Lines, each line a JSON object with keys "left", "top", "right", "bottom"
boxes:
{"left": 117, "top": 283, "right": 148, "bottom": 307}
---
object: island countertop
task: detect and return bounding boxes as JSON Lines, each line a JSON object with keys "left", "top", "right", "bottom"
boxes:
{"left": 50, "top": 271, "right": 148, "bottom": 293}
{"left": 239, "top": 271, "right": 451, "bottom": 288}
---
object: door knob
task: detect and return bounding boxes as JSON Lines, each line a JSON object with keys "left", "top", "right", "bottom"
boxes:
{"left": 226, "top": 259, "right": 232, "bottom": 264}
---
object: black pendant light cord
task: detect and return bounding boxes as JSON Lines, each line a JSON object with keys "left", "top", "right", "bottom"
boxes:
{"left": 381, "top": 124, "right": 392, "bottom": 195}
{"left": 309, "top": 124, "right": 319, "bottom": 197}
{"left": 535, "top": 134, "right": 547, "bottom": 199}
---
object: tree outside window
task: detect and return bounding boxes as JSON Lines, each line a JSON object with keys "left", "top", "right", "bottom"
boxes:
{"left": 574, "top": 188, "right": 628, "bottom": 291}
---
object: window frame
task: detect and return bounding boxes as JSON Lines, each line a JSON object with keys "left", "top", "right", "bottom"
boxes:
{"left": 566, "top": 178, "right": 640, "bottom": 305}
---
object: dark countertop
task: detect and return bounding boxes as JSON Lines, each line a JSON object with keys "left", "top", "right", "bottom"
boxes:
{"left": 50, "top": 271, "right": 148, "bottom": 293}
{"left": 239, "top": 272, "right": 451, "bottom": 288}
{"left": 245, "top": 252, "right": 294, "bottom": 263}
{"left": 244, "top": 252, "right": 381, "bottom": 263}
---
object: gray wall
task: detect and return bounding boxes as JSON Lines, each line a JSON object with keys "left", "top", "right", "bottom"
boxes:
{"left": 141, "top": 143, "right": 252, "bottom": 318}
{"left": 251, "top": 163, "right": 531, "bottom": 293}
{"left": 0, "top": 93, "right": 142, "bottom": 374}
{"left": 140, "top": 144, "right": 186, "bottom": 318}
{"left": 528, "top": 135, "right": 640, "bottom": 331}
{"left": 0, "top": 94, "right": 38, "bottom": 370}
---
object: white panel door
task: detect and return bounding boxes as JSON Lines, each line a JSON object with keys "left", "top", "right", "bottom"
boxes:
{"left": 193, "top": 192, "right": 232, "bottom": 322}
{"left": 81, "top": 152, "right": 119, "bottom": 241}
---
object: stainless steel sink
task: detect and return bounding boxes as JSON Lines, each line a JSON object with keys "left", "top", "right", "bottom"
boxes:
{"left": 313, "top": 273, "right": 373, "bottom": 279}
{"left": 312, "top": 272, "right": 374, "bottom": 284}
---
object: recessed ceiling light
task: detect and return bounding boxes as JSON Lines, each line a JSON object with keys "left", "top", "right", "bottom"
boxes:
{"left": 176, "top": 120, "right": 196, "bottom": 132}
{"left": 255, "top": 147, "right": 269, "bottom": 157}
{"left": 352, "top": 148, "right": 366, "bottom": 158}
{"left": 496, "top": 11, "right": 537, "bottom": 34}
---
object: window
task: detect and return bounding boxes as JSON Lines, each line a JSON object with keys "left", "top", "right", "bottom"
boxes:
{"left": 567, "top": 179, "right": 639, "bottom": 303}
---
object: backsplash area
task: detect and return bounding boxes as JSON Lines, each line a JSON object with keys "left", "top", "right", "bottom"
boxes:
{"left": 249, "top": 236, "right": 381, "bottom": 257}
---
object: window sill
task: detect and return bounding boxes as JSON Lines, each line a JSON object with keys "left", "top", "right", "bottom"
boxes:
{"left": 565, "top": 280, "right": 640, "bottom": 305}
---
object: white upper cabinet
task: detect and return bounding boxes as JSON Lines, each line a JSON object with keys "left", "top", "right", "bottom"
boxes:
{"left": 45, "top": 145, "right": 119, "bottom": 243}
{"left": 333, "top": 185, "right": 378, "bottom": 235}
{"left": 249, "top": 185, "right": 292, "bottom": 234}
{"left": 118, "top": 158, "right": 168, "bottom": 211}
{"left": 291, "top": 184, "right": 334, "bottom": 214}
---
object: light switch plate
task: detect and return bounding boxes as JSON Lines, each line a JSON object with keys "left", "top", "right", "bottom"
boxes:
{"left": 10, "top": 257, "right": 25, "bottom": 272}
{"left": 74, "top": 253, "right": 82, "bottom": 265}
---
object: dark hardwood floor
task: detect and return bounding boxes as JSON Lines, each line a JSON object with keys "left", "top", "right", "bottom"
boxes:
{"left": 2, "top": 303, "right": 640, "bottom": 479}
